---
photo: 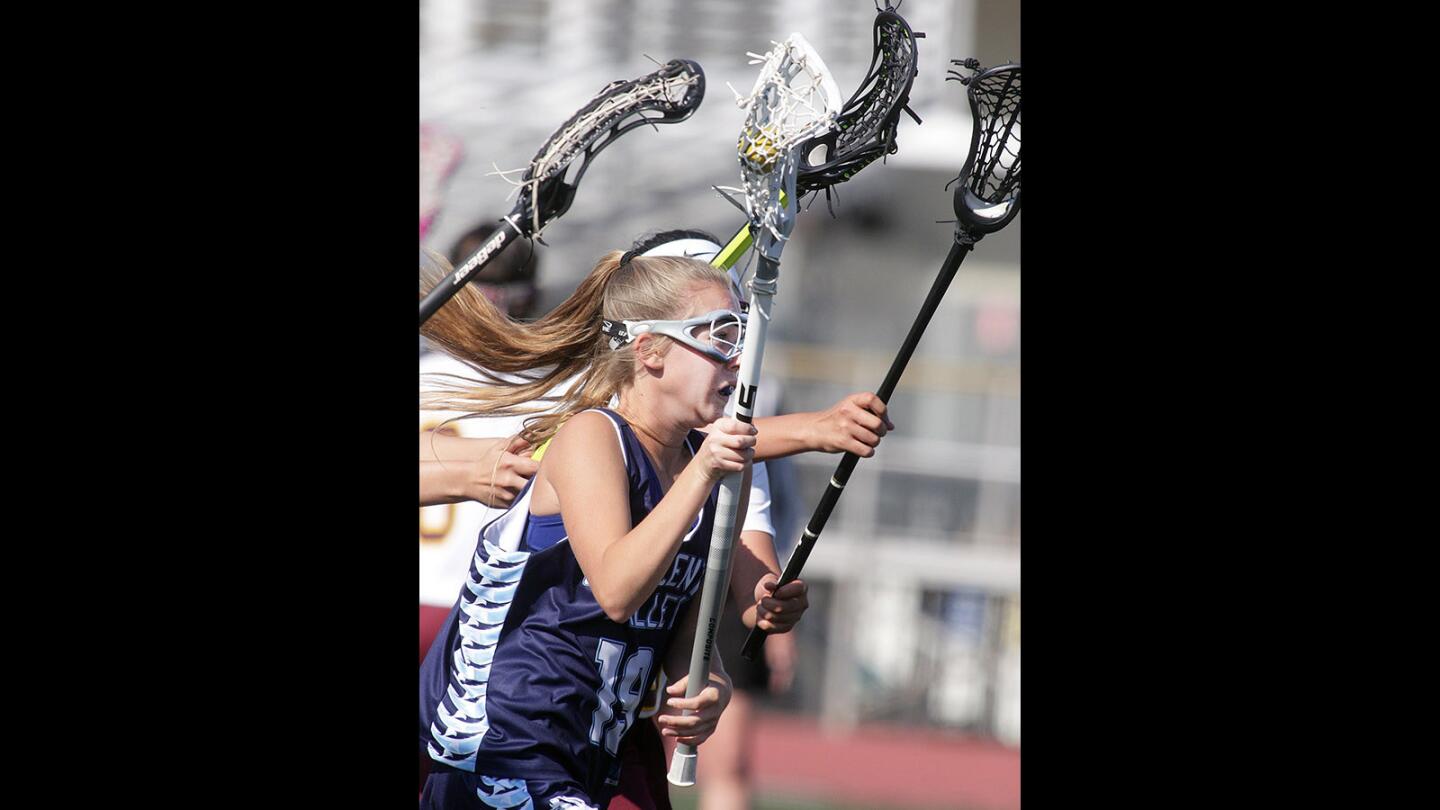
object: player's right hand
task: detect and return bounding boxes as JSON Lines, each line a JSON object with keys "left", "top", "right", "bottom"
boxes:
{"left": 696, "top": 418, "right": 756, "bottom": 481}
{"left": 655, "top": 671, "right": 732, "bottom": 746}
{"left": 753, "top": 574, "right": 809, "bottom": 634}
{"left": 808, "top": 392, "right": 895, "bottom": 457}
{"left": 471, "top": 435, "right": 540, "bottom": 507}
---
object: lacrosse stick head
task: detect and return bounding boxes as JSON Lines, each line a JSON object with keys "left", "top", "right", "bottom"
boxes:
{"left": 796, "top": 4, "right": 920, "bottom": 194}
{"left": 514, "top": 59, "right": 706, "bottom": 237}
{"left": 948, "top": 59, "right": 1021, "bottom": 236}
{"left": 735, "top": 34, "right": 842, "bottom": 256}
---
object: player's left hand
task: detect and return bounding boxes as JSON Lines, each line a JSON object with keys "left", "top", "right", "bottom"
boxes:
{"left": 753, "top": 573, "right": 808, "bottom": 633}
{"left": 654, "top": 672, "right": 731, "bottom": 746}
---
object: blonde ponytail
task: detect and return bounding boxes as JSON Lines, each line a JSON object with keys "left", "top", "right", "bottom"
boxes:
{"left": 421, "top": 248, "right": 731, "bottom": 445}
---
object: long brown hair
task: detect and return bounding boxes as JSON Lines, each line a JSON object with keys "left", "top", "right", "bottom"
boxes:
{"left": 421, "top": 246, "right": 732, "bottom": 445}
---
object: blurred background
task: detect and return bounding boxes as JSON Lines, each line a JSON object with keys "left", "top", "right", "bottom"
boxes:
{"left": 419, "top": 2, "right": 1019, "bottom": 808}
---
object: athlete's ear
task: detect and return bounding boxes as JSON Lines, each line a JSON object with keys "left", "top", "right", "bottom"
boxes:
{"left": 635, "top": 334, "right": 667, "bottom": 372}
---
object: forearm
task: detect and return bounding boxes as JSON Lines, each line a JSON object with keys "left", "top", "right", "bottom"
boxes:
{"left": 420, "top": 460, "right": 469, "bottom": 506}
{"left": 753, "top": 412, "right": 819, "bottom": 460}
{"left": 420, "top": 430, "right": 503, "bottom": 463}
{"left": 731, "top": 529, "right": 781, "bottom": 630}
{"left": 726, "top": 462, "right": 779, "bottom": 630}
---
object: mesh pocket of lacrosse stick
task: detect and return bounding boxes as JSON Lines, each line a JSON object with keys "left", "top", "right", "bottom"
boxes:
{"left": 796, "top": 5, "right": 922, "bottom": 194}
{"left": 947, "top": 59, "right": 1021, "bottom": 234}
{"left": 497, "top": 59, "right": 706, "bottom": 238}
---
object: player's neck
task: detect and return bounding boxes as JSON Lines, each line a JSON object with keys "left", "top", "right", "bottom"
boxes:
{"left": 614, "top": 398, "right": 689, "bottom": 473}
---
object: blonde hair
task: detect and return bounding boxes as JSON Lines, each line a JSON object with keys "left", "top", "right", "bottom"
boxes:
{"left": 421, "top": 247, "right": 733, "bottom": 445}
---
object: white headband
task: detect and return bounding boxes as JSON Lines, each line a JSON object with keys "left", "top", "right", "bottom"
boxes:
{"left": 639, "top": 237, "right": 744, "bottom": 300}
{"left": 639, "top": 237, "right": 722, "bottom": 261}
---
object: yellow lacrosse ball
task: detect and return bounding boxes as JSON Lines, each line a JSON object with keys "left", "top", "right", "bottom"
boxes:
{"left": 740, "top": 126, "right": 781, "bottom": 173}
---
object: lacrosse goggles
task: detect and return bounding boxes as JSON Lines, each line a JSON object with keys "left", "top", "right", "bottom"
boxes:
{"left": 600, "top": 308, "right": 747, "bottom": 364}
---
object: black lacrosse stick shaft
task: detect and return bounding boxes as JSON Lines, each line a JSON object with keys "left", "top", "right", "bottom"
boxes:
{"left": 741, "top": 235, "right": 974, "bottom": 660}
{"left": 419, "top": 216, "right": 526, "bottom": 326}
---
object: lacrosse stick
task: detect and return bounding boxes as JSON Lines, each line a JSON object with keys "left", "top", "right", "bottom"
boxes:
{"left": 709, "top": 3, "right": 922, "bottom": 271}
{"left": 667, "top": 34, "right": 842, "bottom": 789}
{"left": 741, "top": 58, "right": 1021, "bottom": 661}
{"left": 419, "top": 59, "right": 705, "bottom": 326}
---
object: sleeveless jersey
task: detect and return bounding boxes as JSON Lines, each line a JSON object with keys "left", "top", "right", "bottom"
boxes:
{"left": 419, "top": 408, "right": 716, "bottom": 803}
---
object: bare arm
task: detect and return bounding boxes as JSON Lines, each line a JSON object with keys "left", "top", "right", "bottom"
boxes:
{"left": 752, "top": 392, "right": 895, "bottom": 461}
{"left": 419, "top": 459, "right": 478, "bottom": 506}
{"left": 703, "top": 460, "right": 808, "bottom": 633}
{"left": 729, "top": 528, "right": 778, "bottom": 629}
{"left": 419, "top": 429, "right": 501, "bottom": 462}
{"left": 723, "top": 462, "right": 809, "bottom": 633}
{"left": 729, "top": 528, "right": 810, "bottom": 633}
{"left": 546, "top": 412, "right": 755, "bottom": 623}
{"left": 418, "top": 431, "right": 538, "bottom": 507}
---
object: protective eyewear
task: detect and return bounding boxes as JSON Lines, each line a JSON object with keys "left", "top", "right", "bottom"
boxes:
{"left": 600, "top": 309, "right": 747, "bottom": 363}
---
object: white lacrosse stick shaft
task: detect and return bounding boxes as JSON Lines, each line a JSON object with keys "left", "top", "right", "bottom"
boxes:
{"left": 668, "top": 33, "right": 837, "bottom": 789}
{"left": 666, "top": 251, "right": 778, "bottom": 788}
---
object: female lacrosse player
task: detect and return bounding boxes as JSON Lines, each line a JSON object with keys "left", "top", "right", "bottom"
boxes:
{"left": 420, "top": 248, "right": 754, "bottom": 810}
{"left": 420, "top": 231, "right": 888, "bottom": 646}
{"left": 420, "top": 232, "right": 892, "bottom": 810}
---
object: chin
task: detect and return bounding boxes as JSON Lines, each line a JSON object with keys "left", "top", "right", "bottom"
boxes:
{"left": 698, "top": 400, "right": 727, "bottom": 425}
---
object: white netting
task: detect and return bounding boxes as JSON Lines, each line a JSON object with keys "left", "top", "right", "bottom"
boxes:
{"left": 730, "top": 35, "right": 841, "bottom": 242}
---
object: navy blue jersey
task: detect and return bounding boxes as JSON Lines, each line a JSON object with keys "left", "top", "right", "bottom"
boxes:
{"left": 419, "top": 408, "right": 716, "bottom": 805}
